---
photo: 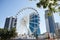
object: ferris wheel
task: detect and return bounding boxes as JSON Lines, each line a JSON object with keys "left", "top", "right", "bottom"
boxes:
{"left": 15, "top": 7, "right": 40, "bottom": 35}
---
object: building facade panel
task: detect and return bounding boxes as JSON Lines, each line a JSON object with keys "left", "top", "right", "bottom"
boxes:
{"left": 29, "top": 13, "right": 40, "bottom": 36}
{"left": 45, "top": 10, "right": 55, "bottom": 33}
{"left": 4, "top": 16, "right": 17, "bottom": 30}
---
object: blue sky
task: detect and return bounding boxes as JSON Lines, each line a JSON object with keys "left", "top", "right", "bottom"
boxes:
{"left": 0, "top": 0, "right": 60, "bottom": 34}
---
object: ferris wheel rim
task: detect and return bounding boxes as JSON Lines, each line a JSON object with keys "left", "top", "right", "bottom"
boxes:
{"left": 15, "top": 7, "right": 40, "bottom": 35}
{"left": 15, "top": 7, "right": 38, "bottom": 17}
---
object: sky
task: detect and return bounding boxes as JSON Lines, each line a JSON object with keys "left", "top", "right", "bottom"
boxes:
{"left": 0, "top": 0, "right": 60, "bottom": 34}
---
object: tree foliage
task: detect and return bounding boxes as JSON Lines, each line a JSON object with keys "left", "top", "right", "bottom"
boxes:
{"left": 29, "top": 0, "right": 60, "bottom": 16}
{"left": 36, "top": 0, "right": 60, "bottom": 15}
{"left": 0, "top": 27, "right": 17, "bottom": 40}
{"left": 37, "top": 0, "right": 57, "bottom": 10}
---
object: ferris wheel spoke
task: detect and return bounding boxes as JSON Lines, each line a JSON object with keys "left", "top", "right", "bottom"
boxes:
{"left": 15, "top": 7, "right": 40, "bottom": 35}
{"left": 29, "top": 22, "right": 39, "bottom": 24}
{"left": 29, "top": 25, "right": 39, "bottom": 29}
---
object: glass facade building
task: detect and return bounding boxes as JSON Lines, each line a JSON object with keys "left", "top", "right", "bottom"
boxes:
{"left": 45, "top": 10, "right": 55, "bottom": 33}
{"left": 4, "top": 16, "right": 17, "bottom": 30}
{"left": 29, "top": 13, "right": 40, "bottom": 36}
{"left": 55, "top": 23, "right": 60, "bottom": 36}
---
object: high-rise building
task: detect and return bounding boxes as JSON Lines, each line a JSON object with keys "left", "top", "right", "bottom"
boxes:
{"left": 29, "top": 13, "right": 40, "bottom": 36}
{"left": 55, "top": 23, "right": 60, "bottom": 29}
{"left": 4, "top": 16, "right": 17, "bottom": 30}
{"left": 45, "top": 10, "right": 55, "bottom": 33}
{"left": 55, "top": 23, "right": 60, "bottom": 37}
